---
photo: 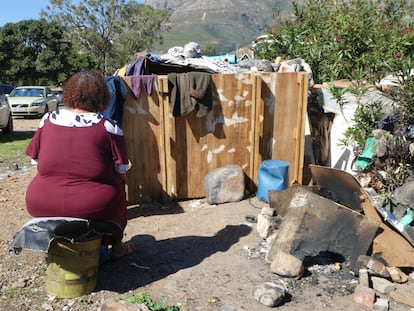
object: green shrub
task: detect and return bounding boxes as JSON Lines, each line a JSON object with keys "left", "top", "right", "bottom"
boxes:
{"left": 255, "top": 0, "right": 414, "bottom": 84}
{"left": 328, "top": 53, "right": 414, "bottom": 195}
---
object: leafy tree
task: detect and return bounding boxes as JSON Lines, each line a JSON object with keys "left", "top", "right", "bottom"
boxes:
{"left": 0, "top": 19, "right": 87, "bottom": 85}
{"left": 254, "top": 0, "right": 414, "bottom": 84}
{"left": 43, "top": 0, "right": 170, "bottom": 74}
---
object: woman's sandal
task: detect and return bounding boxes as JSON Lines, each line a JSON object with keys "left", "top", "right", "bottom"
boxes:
{"left": 110, "top": 242, "right": 135, "bottom": 260}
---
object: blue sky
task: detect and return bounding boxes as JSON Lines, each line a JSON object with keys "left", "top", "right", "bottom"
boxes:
{"left": 0, "top": 0, "right": 52, "bottom": 26}
{"left": 0, "top": 0, "right": 144, "bottom": 27}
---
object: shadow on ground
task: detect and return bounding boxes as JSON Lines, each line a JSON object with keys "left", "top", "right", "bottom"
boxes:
{"left": 127, "top": 202, "right": 185, "bottom": 218}
{"left": 95, "top": 224, "right": 252, "bottom": 293}
{"left": 0, "top": 130, "right": 35, "bottom": 143}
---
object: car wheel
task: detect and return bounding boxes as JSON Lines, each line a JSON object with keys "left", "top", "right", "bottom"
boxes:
{"left": 2, "top": 113, "right": 13, "bottom": 134}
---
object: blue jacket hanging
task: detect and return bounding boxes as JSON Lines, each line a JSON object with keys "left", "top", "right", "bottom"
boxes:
{"left": 104, "top": 76, "right": 129, "bottom": 127}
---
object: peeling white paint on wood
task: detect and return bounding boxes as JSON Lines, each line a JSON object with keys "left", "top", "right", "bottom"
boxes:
{"left": 201, "top": 144, "right": 208, "bottom": 152}
{"left": 225, "top": 112, "right": 249, "bottom": 127}
{"left": 207, "top": 150, "right": 212, "bottom": 163}
{"left": 228, "top": 148, "right": 236, "bottom": 153}
{"left": 234, "top": 73, "right": 252, "bottom": 86}
{"left": 125, "top": 101, "right": 149, "bottom": 115}
{"left": 243, "top": 77, "right": 252, "bottom": 85}
{"left": 206, "top": 145, "right": 226, "bottom": 164}
{"left": 212, "top": 145, "right": 226, "bottom": 154}
{"left": 206, "top": 112, "right": 249, "bottom": 132}
{"left": 242, "top": 163, "right": 248, "bottom": 169}
{"left": 125, "top": 105, "right": 136, "bottom": 114}
{"left": 235, "top": 73, "right": 248, "bottom": 81}
{"left": 217, "top": 89, "right": 228, "bottom": 102}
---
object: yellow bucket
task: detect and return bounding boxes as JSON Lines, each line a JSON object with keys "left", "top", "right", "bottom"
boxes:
{"left": 46, "top": 236, "right": 101, "bottom": 298}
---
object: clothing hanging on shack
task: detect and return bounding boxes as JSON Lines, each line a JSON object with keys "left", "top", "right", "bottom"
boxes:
{"left": 168, "top": 72, "right": 212, "bottom": 117}
{"left": 104, "top": 76, "right": 129, "bottom": 127}
{"left": 125, "top": 57, "right": 146, "bottom": 76}
{"left": 130, "top": 75, "right": 154, "bottom": 99}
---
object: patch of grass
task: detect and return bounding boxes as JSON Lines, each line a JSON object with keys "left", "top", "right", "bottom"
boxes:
{"left": 0, "top": 131, "right": 34, "bottom": 166}
{"left": 0, "top": 288, "right": 21, "bottom": 298}
{"left": 117, "top": 292, "right": 181, "bottom": 311}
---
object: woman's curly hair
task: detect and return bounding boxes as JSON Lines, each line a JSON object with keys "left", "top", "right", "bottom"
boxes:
{"left": 62, "top": 71, "right": 110, "bottom": 112}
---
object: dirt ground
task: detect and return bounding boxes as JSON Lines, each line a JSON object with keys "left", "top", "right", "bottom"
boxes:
{"left": 0, "top": 118, "right": 412, "bottom": 310}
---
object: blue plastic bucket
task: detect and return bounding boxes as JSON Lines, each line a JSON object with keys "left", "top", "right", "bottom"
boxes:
{"left": 257, "top": 160, "right": 290, "bottom": 202}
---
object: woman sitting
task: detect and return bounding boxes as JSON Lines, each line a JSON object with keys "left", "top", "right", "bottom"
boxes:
{"left": 25, "top": 71, "right": 132, "bottom": 259}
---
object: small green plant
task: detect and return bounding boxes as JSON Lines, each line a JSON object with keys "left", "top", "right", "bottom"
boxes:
{"left": 117, "top": 292, "right": 181, "bottom": 311}
{"left": 339, "top": 99, "right": 383, "bottom": 155}
{"left": 330, "top": 79, "right": 383, "bottom": 156}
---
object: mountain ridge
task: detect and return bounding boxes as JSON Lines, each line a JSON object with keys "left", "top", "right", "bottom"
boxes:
{"left": 144, "top": 0, "right": 290, "bottom": 54}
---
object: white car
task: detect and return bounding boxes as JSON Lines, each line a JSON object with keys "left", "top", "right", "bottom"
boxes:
{"left": 9, "top": 86, "right": 58, "bottom": 118}
{"left": 52, "top": 87, "right": 63, "bottom": 106}
{"left": 0, "top": 87, "right": 13, "bottom": 134}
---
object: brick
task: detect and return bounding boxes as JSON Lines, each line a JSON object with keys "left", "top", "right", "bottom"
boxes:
{"left": 353, "top": 284, "right": 375, "bottom": 309}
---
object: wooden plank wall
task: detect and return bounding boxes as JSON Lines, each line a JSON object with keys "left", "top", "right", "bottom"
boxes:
{"left": 122, "top": 76, "right": 166, "bottom": 203}
{"left": 271, "top": 72, "right": 309, "bottom": 185}
{"left": 122, "top": 72, "right": 308, "bottom": 204}
{"left": 164, "top": 73, "right": 257, "bottom": 200}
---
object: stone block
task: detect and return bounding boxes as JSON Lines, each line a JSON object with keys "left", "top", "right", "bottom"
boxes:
{"left": 373, "top": 298, "right": 389, "bottom": 311}
{"left": 253, "top": 281, "right": 286, "bottom": 307}
{"left": 357, "top": 255, "right": 390, "bottom": 278}
{"left": 386, "top": 266, "right": 408, "bottom": 284}
{"left": 256, "top": 213, "right": 275, "bottom": 239}
{"left": 261, "top": 206, "right": 276, "bottom": 217}
{"left": 371, "top": 276, "right": 395, "bottom": 294}
{"left": 204, "top": 165, "right": 244, "bottom": 204}
{"left": 256, "top": 207, "right": 282, "bottom": 239}
{"left": 359, "top": 268, "right": 370, "bottom": 287}
{"left": 270, "top": 251, "right": 304, "bottom": 277}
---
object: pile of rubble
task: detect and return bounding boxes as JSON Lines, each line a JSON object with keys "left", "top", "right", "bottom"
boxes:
{"left": 252, "top": 164, "right": 414, "bottom": 309}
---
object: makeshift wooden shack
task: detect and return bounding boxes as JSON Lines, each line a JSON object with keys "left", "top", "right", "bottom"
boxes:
{"left": 121, "top": 71, "right": 309, "bottom": 204}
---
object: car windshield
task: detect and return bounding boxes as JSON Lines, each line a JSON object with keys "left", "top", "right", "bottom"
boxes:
{"left": 11, "top": 88, "right": 44, "bottom": 97}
